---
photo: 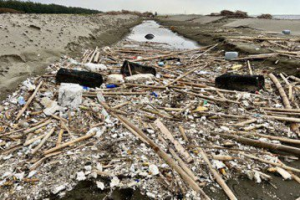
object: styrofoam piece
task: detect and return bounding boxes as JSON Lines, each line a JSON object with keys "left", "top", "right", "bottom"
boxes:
{"left": 107, "top": 74, "right": 125, "bottom": 84}
{"left": 84, "top": 63, "right": 107, "bottom": 72}
{"left": 225, "top": 52, "right": 239, "bottom": 60}
{"left": 58, "top": 83, "right": 83, "bottom": 109}
{"left": 41, "top": 97, "right": 60, "bottom": 115}
{"left": 125, "top": 74, "right": 154, "bottom": 83}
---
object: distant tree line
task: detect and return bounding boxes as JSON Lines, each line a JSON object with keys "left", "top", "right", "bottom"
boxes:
{"left": 0, "top": 0, "right": 102, "bottom": 14}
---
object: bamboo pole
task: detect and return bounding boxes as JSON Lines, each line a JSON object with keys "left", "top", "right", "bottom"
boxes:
{"left": 155, "top": 119, "right": 193, "bottom": 163}
{"left": 242, "top": 153, "right": 300, "bottom": 173}
{"left": 16, "top": 81, "right": 43, "bottom": 120}
{"left": 269, "top": 73, "right": 299, "bottom": 133}
{"left": 220, "top": 133, "right": 300, "bottom": 156}
{"left": 32, "top": 128, "right": 55, "bottom": 154}
{"left": 166, "top": 64, "right": 208, "bottom": 87}
{"left": 179, "top": 125, "right": 189, "bottom": 142}
{"left": 198, "top": 147, "right": 237, "bottom": 200}
{"left": 24, "top": 120, "right": 52, "bottom": 134}
{"left": 169, "top": 148, "right": 198, "bottom": 181}
{"left": 114, "top": 114, "right": 210, "bottom": 199}
{"left": 43, "top": 132, "right": 96, "bottom": 155}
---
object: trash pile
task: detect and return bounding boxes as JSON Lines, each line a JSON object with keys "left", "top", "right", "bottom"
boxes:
{"left": 0, "top": 40, "right": 300, "bottom": 200}
{"left": 225, "top": 36, "right": 300, "bottom": 61}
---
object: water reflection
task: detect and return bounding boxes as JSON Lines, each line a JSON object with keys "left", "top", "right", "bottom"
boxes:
{"left": 127, "top": 20, "right": 200, "bottom": 50}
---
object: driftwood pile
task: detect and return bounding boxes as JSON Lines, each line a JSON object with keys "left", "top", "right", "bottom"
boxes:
{"left": 0, "top": 40, "right": 300, "bottom": 199}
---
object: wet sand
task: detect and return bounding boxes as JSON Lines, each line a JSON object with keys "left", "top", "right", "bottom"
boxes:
{"left": 0, "top": 14, "right": 141, "bottom": 100}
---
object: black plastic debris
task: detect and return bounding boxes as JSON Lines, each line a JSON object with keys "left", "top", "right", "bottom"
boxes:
{"left": 145, "top": 34, "right": 155, "bottom": 40}
{"left": 215, "top": 73, "right": 265, "bottom": 92}
{"left": 160, "top": 57, "right": 181, "bottom": 62}
{"left": 121, "top": 60, "right": 156, "bottom": 76}
{"left": 56, "top": 68, "right": 103, "bottom": 88}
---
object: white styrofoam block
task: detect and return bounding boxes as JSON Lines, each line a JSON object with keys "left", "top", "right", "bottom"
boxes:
{"left": 58, "top": 83, "right": 83, "bottom": 109}
{"left": 107, "top": 74, "right": 125, "bottom": 84}
{"left": 125, "top": 74, "right": 154, "bottom": 83}
{"left": 84, "top": 63, "right": 107, "bottom": 72}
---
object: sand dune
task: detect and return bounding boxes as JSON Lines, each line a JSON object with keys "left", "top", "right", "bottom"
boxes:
{"left": 0, "top": 14, "right": 139, "bottom": 99}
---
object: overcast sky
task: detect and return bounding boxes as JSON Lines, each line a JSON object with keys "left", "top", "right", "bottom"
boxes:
{"left": 25, "top": 0, "right": 300, "bottom": 15}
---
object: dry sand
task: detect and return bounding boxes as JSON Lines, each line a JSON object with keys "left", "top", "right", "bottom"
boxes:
{"left": 162, "top": 14, "right": 223, "bottom": 24}
{"left": 225, "top": 18, "right": 300, "bottom": 35}
{"left": 0, "top": 14, "right": 140, "bottom": 100}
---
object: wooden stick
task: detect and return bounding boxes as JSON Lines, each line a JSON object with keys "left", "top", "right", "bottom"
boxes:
{"left": 198, "top": 147, "right": 237, "bottom": 200}
{"left": 247, "top": 60, "right": 253, "bottom": 75}
{"left": 24, "top": 120, "right": 52, "bottom": 134}
{"left": 262, "top": 107, "right": 300, "bottom": 113}
{"left": 16, "top": 81, "right": 43, "bottom": 120}
{"left": 179, "top": 125, "right": 189, "bottom": 142}
{"left": 44, "top": 132, "right": 96, "bottom": 155}
{"left": 114, "top": 114, "right": 210, "bottom": 199}
{"left": 112, "top": 101, "right": 130, "bottom": 109}
{"left": 174, "top": 89, "right": 240, "bottom": 104}
{"left": 24, "top": 132, "right": 48, "bottom": 146}
{"left": 220, "top": 133, "right": 300, "bottom": 156}
{"left": 242, "top": 153, "right": 300, "bottom": 173}
{"left": 32, "top": 128, "right": 55, "bottom": 154}
{"left": 30, "top": 151, "right": 61, "bottom": 170}
{"left": 166, "top": 64, "right": 208, "bottom": 87}
{"left": 154, "top": 119, "right": 193, "bottom": 163}
{"left": 169, "top": 148, "right": 198, "bottom": 181}
{"left": 231, "top": 130, "right": 300, "bottom": 145}
{"left": 269, "top": 73, "right": 299, "bottom": 132}
{"left": 235, "top": 118, "right": 257, "bottom": 127}
{"left": 51, "top": 114, "right": 68, "bottom": 123}
{"left": 56, "top": 129, "right": 64, "bottom": 147}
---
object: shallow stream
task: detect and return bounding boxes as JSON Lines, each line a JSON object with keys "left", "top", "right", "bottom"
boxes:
{"left": 126, "top": 20, "right": 199, "bottom": 50}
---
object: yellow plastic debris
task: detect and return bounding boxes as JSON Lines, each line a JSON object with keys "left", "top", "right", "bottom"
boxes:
{"left": 193, "top": 106, "right": 208, "bottom": 113}
{"left": 231, "top": 64, "right": 243, "bottom": 71}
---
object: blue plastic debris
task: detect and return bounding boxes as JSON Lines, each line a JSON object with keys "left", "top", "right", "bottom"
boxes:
{"left": 83, "top": 86, "right": 90, "bottom": 91}
{"left": 18, "top": 97, "right": 26, "bottom": 105}
{"left": 151, "top": 92, "right": 158, "bottom": 98}
{"left": 158, "top": 62, "right": 164, "bottom": 67}
{"left": 106, "top": 84, "right": 118, "bottom": 89}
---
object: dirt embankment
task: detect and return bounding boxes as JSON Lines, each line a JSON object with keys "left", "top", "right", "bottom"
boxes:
{"left": 0, "top": 14, "right": 142, "bottom": 100}
{"left": 156, "top": 15, "right": 300, "bottom": 76}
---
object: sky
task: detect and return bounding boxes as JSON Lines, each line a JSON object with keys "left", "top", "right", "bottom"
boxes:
{"left": 22, "top": 0, "right": 300, "bottom": 15}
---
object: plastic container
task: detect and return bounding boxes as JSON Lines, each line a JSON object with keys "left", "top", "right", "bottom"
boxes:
{"left": 56, "top": 68, "right": 103, "bottom": 88}
{"left": 215, "top": 73, "right": 265, "bottom": 92}
{"left": 282, "top": 30, "right": 291, "bottom": 35}
{"left": 225, "top": 52, "right": 239, "bottom": 60}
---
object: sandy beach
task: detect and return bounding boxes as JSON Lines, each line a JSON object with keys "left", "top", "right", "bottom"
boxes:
{"left": 0, "top": 14, "right": 140, "bottom": 100}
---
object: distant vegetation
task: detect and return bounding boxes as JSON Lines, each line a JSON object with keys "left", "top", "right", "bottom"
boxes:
{"left": 257, "top": 14, "right": 273, "bottom": 19}
{"left": 106, "top": 10, "right": 154, "bottom": 17}
{"left": 0, "top": 0, "right": 101, "bottom": 14}
{"left": 0, "top": 7, "right": 22, "bottom": 13}
{"left": 210, "top": 10, "right": 249, "bottom": 18}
